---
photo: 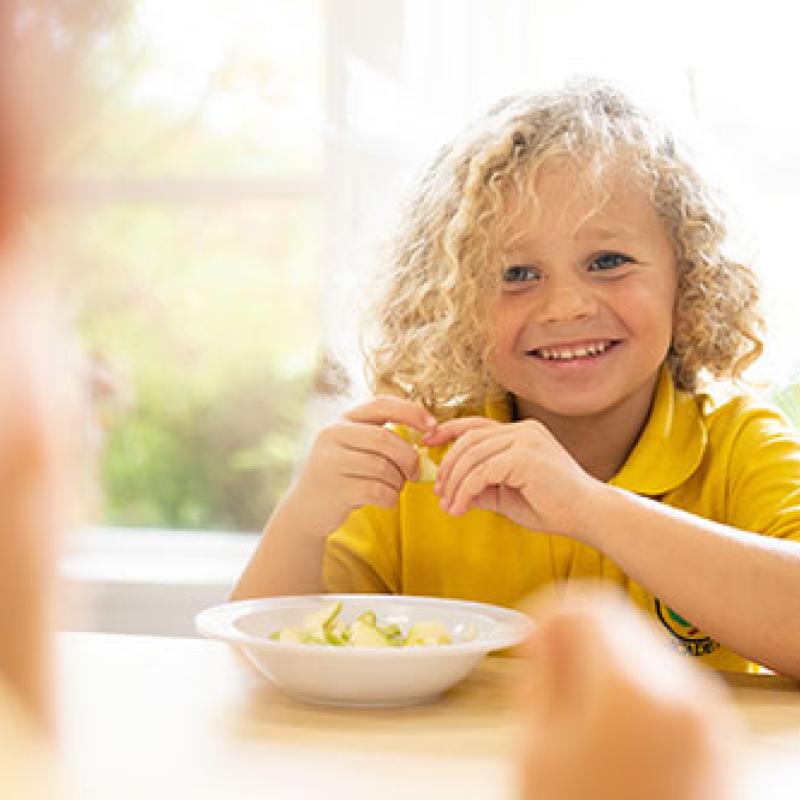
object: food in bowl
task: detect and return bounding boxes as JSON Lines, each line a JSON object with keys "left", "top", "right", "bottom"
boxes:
{"left": 269, "top": 600, "right": 477, "bottom": 647}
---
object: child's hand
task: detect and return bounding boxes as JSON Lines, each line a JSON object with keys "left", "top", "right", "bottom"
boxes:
{"left": 287, "top": 396, "right": 437, "bottom": 539}
{"left": 517, "top": 588, "right": 736, "bottom": 800}
{"left": 426, "top": 417, "right": 600, "bottom": 535}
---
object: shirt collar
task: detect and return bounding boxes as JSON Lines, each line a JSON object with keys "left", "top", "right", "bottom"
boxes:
{"left": 484, "top": 393, "right": 513, "bottom": 422}
{"left": 483, "top": 364, "right": 707, "bottom": 496}
{"left": 611, "top": 365, "right": 707, "bottom": 496}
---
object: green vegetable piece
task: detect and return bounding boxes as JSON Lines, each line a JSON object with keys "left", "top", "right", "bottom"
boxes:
{"left": 406, "top": 621, "right": 452, "bottom": 646}
{"left": 404, "top": 428, "right": 439, "bottom": 483}
{"left": 377, "top": 623, "right": 405, "bottom": 645}
{"left": 324, "top": 624, "right": 348, "bottom": 646}
{"left": 417, "top": 447, "right": 438, "bottom": 482}
{"left": 301, "top": 601, "right": 344, "bottom": 641}
{"left": 355, "top": 611, "right": 377, "bottom": 627}
{"left": 348, "top": 619, "right": 391, "bottom": 647}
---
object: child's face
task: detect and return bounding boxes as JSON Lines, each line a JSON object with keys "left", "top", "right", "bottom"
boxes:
{"left": 487, "top": 157, "right": 677, "bottom": 422}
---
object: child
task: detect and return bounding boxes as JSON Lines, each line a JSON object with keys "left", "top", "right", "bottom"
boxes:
{"left": 234, "top": 78, "right": 800, "bottom": 678}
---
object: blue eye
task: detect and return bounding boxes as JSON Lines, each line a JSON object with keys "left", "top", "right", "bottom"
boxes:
{"left": 589, "top": 252, "right": 634, "bottom": 271}
{"left": 502, "top": 265, "right": 540, "bottom": 284}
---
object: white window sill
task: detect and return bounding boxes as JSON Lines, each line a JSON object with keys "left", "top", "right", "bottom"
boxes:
{"left": 61, "top": 527, "right": 258, "bottom": 638}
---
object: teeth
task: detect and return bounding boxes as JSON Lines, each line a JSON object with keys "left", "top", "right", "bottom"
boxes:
{"left": 535, "top": 341, "right": 611, "bottom": 361}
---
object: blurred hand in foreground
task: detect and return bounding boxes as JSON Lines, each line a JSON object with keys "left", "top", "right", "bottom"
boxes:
{"left": 517, "top": 587, "right": 739, "bottom": 800}
{"left": 0, "top": 272, "right": 76, "bottom": 733}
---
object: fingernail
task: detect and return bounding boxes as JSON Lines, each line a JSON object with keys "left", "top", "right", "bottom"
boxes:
{"left": 422, "top": 430, "right": 435, "bottom": 443}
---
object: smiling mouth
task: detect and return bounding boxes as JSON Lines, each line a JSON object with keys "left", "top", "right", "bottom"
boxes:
{"left": 526, "top": 339, "right": 620, "bottom": 362}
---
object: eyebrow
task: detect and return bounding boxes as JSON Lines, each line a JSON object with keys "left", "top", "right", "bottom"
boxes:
{"left": 504, "top": 225, "right": 641, "bottom": 260}
{"left": 575, "top": 224, "right": 641, "bottom": 241}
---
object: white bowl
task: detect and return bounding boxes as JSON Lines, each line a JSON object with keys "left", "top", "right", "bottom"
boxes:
{"left": 195, "top": 594, "right": 533, "bottom": 707}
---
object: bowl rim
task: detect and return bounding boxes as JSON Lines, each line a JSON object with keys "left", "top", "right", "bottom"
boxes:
{"left": 195, "top": 593, "right": 533, "bottom": 656}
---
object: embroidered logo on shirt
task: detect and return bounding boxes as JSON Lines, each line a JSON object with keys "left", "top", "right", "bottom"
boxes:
{"left": 654, "top": 598, "right": 719, "bottom": 657}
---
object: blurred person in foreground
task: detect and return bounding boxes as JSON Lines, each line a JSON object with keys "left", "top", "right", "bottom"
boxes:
{"left": 517, "top": 586, "right": 741, "bottom": 800}
{"left": 0, "top": 1, "right": 79, "bottom": 796}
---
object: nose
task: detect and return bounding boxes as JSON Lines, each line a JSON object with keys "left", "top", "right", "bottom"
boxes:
{"left": 534, "top": 277, "right": 598, "bottom": 324}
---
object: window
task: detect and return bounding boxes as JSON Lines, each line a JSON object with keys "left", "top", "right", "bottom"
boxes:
{"left": 40, "top": 0, "right": 325, "bottom": 532}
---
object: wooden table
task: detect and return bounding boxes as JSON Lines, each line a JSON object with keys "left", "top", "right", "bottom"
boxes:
{"left": 58, "top": 633, "right": 800, "bottom": 799}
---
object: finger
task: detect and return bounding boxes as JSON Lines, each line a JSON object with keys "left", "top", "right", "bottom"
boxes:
{"left": 342, "top": 475, "right": 402, "bottom": 511}
{"left": 517, "top": 586, "right": 618, "bottom": 716}
{"left": 463, "top": 485, "right": 502, "bottom": 515}
{"left": 521, "top": 617, "right": 579, "bottom": 724}
{"left": 447, "top": 450, "right": 521, "bottom": 515}
{"left": 337, "top": 448, "right": 406, "bottom": 491}
{"left": 421, "top": 415, "right": 495, "bottom": 446}
{"left": 337, "top": 423, "right": 421, "bottom": 481}
{"left": 439, "top": 434, "right": 514, "bottom": 511}
{"left": 435, "top": 422, "right": 507, "bottom": 494}
{"left": 344, "top": 395, "right": 437, "bottom": 433}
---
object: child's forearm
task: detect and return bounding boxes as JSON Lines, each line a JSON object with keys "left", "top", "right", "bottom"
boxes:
{"left": 231, "top": 496, "right": 330, "bottom": 599}
{"left": 581, "top": 486, "right": 800, "bottom": 677}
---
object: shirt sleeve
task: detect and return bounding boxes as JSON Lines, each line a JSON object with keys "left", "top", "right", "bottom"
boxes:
{"left": 726, "top": 406, "right": 800, "bottom": 542}
{"left": 321, "top": 503, "right": 402, "bottom": 593}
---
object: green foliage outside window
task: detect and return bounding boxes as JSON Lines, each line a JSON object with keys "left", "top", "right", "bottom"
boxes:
{"left": 31, "top": 0, "right": 326, "bottom": 531}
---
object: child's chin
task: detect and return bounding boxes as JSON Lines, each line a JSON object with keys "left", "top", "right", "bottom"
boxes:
{"left": 516, "top": 384, "right": 628, "bottom": 419}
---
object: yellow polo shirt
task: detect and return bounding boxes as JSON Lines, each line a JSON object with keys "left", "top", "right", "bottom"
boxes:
{"left": 322, "top": 366, "right": 800, "bottom": 672}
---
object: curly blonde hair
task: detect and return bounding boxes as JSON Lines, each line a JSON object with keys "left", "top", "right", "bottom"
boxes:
{"left": 364, "top": 77, "right": 763, "bottom": 410}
